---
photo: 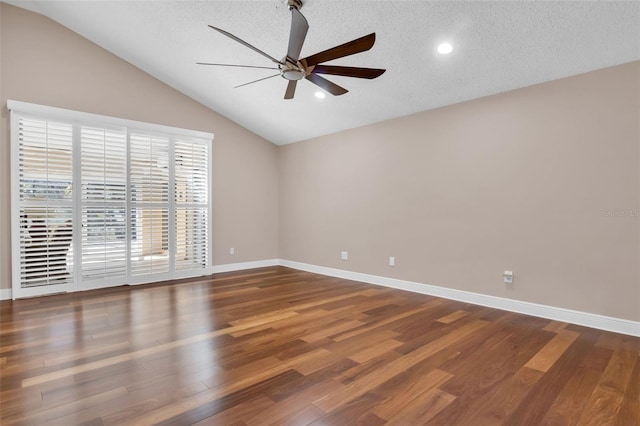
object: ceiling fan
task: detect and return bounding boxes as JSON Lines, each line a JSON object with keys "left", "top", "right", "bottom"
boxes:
{"left": 197, "top": 0, "right": 386, "bottom": 99}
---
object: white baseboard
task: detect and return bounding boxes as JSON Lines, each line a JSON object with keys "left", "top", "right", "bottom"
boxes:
{"left": 4, "top": 260, "right": 637, "bottom": 337}
{"left": 211, "top": 259, "right": 280, "bottom": 274}
{"left": 278, "top": 259, "right": 640, "bottom": 337}
{"left": 0, "top": 288, "right": 12, "bottom": 300}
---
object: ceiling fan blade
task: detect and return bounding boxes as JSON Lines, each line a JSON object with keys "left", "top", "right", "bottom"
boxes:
{"left": 305, "top": 73, "right": 348, "bottom": 96}
{"left": 234, "top": 73, "right": 280, "bottom": 89}
{"left": 302, "top": 33, "right": 376, "bottom": 67}
{"left": 287, "top": 8, "right": 309, "bottom": 61}
{"left": 284, "top": 80, "right": 297, "bottom": 99}
{"left": 197, "top": 62, "right": 279, "bottom": 70}
{"left": 311, "top": 65, "right": 386, "bottom": 79}
{"left": 208, "top": 25, "right": 283, "bottom": 64}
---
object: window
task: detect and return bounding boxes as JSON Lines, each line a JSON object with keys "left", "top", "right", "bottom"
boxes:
{"left": 10, "top": 100, "right": 213, "bottom": 298}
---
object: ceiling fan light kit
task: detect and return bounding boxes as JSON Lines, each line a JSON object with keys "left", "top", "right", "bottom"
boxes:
{"left": 198, "top": 0, "right": 386, "bottom": 100}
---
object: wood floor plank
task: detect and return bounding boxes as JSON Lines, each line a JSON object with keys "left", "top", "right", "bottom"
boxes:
{"left": 1, "top": 266, "right": 638, "bottom": 425}
{"left": 597, "top": 337, "right": 638, "bottom": 394}
{"left": 577, "top": 387, "right": 624, "bottom": 426}
{"left": 439, "top": 321, "right": 551, "bottom": 396}
{"left": 3, "top": 387, "right": 129, "bottom": 426}
{"left": 447, "top": 366, "right": 544, "bottom": 426}
{"left": 543, "top": 320, "right": 569, "bottom": 333}
{"left": 332, "top": 303, "right": 434, "bottom": 342}
{"left": 576, "top": 337, "right": 639, "bottom": 426}
{"left": 539, "top": 345, "right": 612, "bottom": 426}
{"left": 300, "top": 319, "right": 365, "bottom": 343}
{"left": 436, "top": 309, "right": 470, "bottom": 324}
{"left": 151, "top": 370, "right": 301, "bottom": 426}
{"left": 615, "top": 354, "right": 640, "bottom": 426}
{"left": 386, "top": 387, "right": 456, "bottom": 425}
{"left": 310, "top": 392, "right": 388, "bottom": 426}
{"left": 348, "top": 339, "right": 404, "bottom": 364}
{"left": 244, "top": 378, "right": 341, "bottom": 425}
{"left": 524, "top": 329, "right": 580, "bottom": 373}
{"left": 19, "top": 309, "right": 311, "bottom": 388}
{"left": 58, "top": 377, "right": 210, "bottom": 426}
{"left": 314, "top": 319, "right": 488, "bottom": 412}
{"left": 504, "top": 328, "right": 600, "bottom": 425}
{"left": 190, "top": 396, "right": 274, "bottom": 425}
{"left": 372, "top": 368, "right": 453, "bottom": 420}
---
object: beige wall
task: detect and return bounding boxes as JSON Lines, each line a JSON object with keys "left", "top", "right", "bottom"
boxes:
{"left": 0, "top": 3, "right": 279, "bottom": 290}
{"left": 279, "top": 61, "right": 640, "bottom": 322}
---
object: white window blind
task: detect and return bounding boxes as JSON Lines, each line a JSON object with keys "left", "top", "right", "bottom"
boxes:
{"left": 175, "top": 139, "right": 209, "bottom": 271}
{"left": 17, "top": 118, "right": 74, "bottom": 289}
{"left": 80, "top": 126, "right": 127, "bottom": 281}
{"left": 10, "top": 100, "right": 213, "bottom": 298}
{"left": 130, "top": 134, "right": 170, "bottom": 276}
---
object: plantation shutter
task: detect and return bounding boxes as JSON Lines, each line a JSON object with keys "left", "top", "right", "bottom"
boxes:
{"left": 11, "top": 101, "right": 213, "bottom": 298}
{"left": 175, "top": 139, "right": 209, "bottom": 271}
{"left": 80, "top": 126, "right": 128, "bottom": 281}
{"left": 16, "top": 117, "right": 74, "bottom": 290}
{"left": 129, "top": 133, "right": 170, "bottom": 276}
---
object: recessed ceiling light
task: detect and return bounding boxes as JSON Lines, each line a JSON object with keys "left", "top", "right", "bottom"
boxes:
{"left": 437, "top": 42, "right": 453, "bottom": 55}
{"left": 315, "top": 91, "right": 326, "bottom": 99}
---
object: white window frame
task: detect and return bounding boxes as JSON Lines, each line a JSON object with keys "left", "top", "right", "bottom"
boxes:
{"left": 9, "top": 100, "right": 214, "bottom": 298}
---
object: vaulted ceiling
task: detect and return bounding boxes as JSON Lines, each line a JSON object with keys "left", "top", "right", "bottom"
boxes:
{"left": 5, "top": 1, "right": 640, "bottom": 145}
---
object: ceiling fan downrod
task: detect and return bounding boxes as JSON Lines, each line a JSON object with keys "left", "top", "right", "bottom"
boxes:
{"left": 287, "top": 0, "right": 303, "bottom": 11}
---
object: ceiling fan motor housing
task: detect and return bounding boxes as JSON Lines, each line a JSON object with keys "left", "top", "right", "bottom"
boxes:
{"left": 287, "top": 0, "right": 303, "bottom": 11}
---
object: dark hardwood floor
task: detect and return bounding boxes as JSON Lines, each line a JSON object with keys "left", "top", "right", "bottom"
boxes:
{"left": 1, "top": 266, "right": 638, "bottom": 425}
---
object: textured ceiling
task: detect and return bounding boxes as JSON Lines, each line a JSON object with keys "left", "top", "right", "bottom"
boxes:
{"left": 5, "top": 0, "right": 640, "bottom": 145}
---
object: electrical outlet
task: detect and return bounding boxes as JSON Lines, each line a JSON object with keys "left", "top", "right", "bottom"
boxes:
{"left": 341, "top": 251, "right": 348, "bottom": 260}
{"left": 389, "top": 256, "right": 395, "bottom": 267}
{"left": 230, "top": 247, "right": 235, "bottom": 255}
{"left": 504, "top": 271, "right": 513, "bottom": 284}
